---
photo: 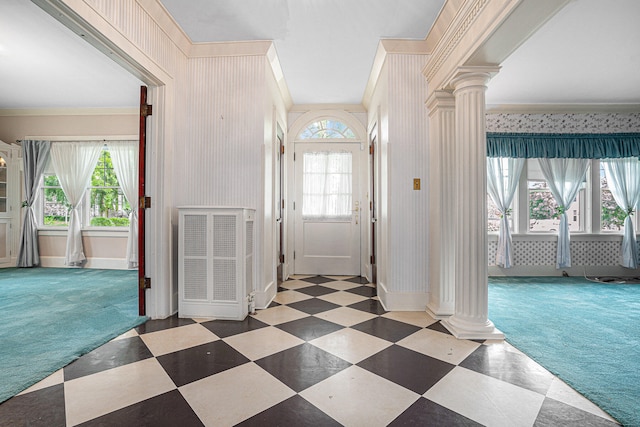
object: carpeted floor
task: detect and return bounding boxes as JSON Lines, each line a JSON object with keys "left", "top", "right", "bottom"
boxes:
{"left": 0, "top": 268, "right": 147, "bottom": 403}
{"left": 489, "top": 276, "right": 640, "bottom": 427}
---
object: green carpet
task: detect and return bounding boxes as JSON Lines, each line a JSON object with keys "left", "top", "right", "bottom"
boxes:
{"left": 0, "top": 268, "right": 147, "bottom": 403}
{"left": 489, "top": 276, "right": 640, "bottom": 427}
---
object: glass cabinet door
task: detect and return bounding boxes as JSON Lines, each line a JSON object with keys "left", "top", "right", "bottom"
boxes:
{"left": 0, "top": 154, "right": 7, "bottom": 214}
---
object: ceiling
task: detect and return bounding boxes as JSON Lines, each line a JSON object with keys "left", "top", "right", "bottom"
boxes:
{"left": 0, "top": 0, "right": 638, "bottom": 110}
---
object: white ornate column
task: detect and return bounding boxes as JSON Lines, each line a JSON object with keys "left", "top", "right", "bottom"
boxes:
{"left": 441, "top": 67, "right": 504, "bottom": 340}
{"left": 426, "top": 90, "right": 455, "bottom": 319}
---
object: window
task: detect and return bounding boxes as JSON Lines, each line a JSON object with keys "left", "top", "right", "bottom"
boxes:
{"left": 526, "top": 159, "right": 586, "bottom": 233}
{"left": 41, "top": 147, "right": 130, "bottom": 228}
{"left": 486, "top": 158, "right": 640, "bottom": 234}
{"left": 600, "top": 162, "right": 627, "bottom": 232}
{"left": 299, "top": 120, "right": 356, "bottom": 139}
{"left": 302, "top": 151, "right": 352, "bottom": 220}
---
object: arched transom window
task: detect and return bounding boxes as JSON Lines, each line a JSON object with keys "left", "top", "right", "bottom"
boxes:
{"left": 298, "top": 119, "right": 356, "bottom": 139}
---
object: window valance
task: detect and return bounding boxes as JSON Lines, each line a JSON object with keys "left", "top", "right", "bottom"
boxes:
{"left": 486, "top": 133, "right": 640, "bottom": 159}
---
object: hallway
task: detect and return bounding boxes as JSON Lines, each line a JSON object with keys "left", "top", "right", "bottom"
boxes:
{"left": 0, "top": 276, "right": 619, "bottom": 426}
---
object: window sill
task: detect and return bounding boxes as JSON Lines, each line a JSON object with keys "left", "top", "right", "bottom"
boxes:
{"left": 39, "top": 228, "right": 129, "bottom": 237}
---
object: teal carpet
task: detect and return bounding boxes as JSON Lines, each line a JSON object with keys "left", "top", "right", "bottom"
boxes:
{"left": 489, "top": 276, "right": 640, "bottom": 426}
{"left": 0, "top": 268, "right": 147, "bottom": 403}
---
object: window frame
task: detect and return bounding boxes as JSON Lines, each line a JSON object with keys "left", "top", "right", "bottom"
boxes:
{"left": 491, "top": 158, "right": 640, "bottom": 236}
{"left": 38, "top": 146, "right": 130, "bottom": 231}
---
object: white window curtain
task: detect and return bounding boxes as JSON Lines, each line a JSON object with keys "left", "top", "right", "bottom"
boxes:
{"left": 109, "top": 141, "right": 139, "bottom": 269}
{"left": 302, "top": 151, "right": 352, "bottom": 220}
{"left": 487, "top": 157, "right": 524, "bottom": 268}
{"left": 50, "top": 142, "right": 103, "bottom": 266}
{"left": 602, "top": 158, "right": 640, "bottom": 268}
{"left": 538, "top": 158, "right": 589, "bottom": 269}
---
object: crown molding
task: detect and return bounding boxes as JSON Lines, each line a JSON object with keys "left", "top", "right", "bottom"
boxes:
{"left": 189, "top": 40, "right": 273, "bottom": 58}
{"left": 0, "top": 108, "right": 138, "bottom": 117}
{"left": 288, "top": 104, "right": 366, "bottom": 113}
{"left": 486, "top": 104, "right": 640, "bottom": 114}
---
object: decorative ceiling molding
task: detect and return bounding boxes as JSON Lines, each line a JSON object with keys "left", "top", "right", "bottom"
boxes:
{"left": 0, "top": 107, "right": 138, "bottom": 117}
{"left": 486, "top": 104, "right": 640, "bottom": 114}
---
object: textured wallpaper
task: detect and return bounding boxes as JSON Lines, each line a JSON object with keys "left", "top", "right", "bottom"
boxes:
{"left": 486, "top": 113, "right": 640, "bottom": 133}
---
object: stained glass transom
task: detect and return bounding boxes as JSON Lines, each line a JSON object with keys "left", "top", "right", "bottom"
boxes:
{"left": 299, "top": 120, "right": 356, "bottom": 139}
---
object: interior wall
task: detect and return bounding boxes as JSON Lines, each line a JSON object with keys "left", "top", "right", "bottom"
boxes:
{"left": 367, "top": 52, "right": 430, "bottom": 310}
{"left": 0, "top": 110, "right": 137, "bottom": 269}
{"left": 487, "top": 111, "right": 640, "bottom": 276}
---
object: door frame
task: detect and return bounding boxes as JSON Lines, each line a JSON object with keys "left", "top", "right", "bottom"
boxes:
{"left": 286, "top": 110, "right": 370, "bottom": 278}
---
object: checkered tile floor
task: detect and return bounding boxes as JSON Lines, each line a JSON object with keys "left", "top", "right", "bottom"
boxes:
{"left": 0, "top": 275, "right": 620, "bottom": 426}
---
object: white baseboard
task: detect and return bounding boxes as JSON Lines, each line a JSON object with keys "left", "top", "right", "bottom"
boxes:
{"left": 39, "top": 256, "right": 131, "bottom": 270}
{"left": 377, "top": 280, "right": 429, "bottom": 311}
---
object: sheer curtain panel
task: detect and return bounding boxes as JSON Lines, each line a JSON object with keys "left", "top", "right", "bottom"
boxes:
{"left": 17, "top": 140, "right": 51, "bottom": 267}
{"left": 50, "top": 142, "right": 103, "bottom": 266}
{"left": 602, "top": 158, "right": 640, "bottom": 268}
{"left": 109, "top": 141, "right": 139, "bottom": 268}
{"left": 302, "top": 151, "right": 352, "bottom": 220}
{"left": 538, "top": 158, "right": 589, "bottom": 269}
{"left": 487, "top": 157, "right": 524, "bottom": 268}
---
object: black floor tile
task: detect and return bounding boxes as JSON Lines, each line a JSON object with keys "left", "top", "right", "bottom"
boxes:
{"left": 351, "top": 317, "right": 421, "bottom": 342}
{"left": 255, "top": 343, "right": 351, "bottom": 392}
{"left": 156, "top": 341, "right": 249, "bottom": 387}
{"left": 389, "top": 397, "right": 482, "bottom": 426}
{"left": 267, "top": 300, "right": 281, "bottom": 308}
{"left": 237, "top": 395, "right": 341, "bottom": 426}
{"left": 77, "top": 390, "right": 204, "bottom": 427}
{"left": 427, "top": 321, "right": 453, "bottom": 335}
{"left": 295, "top": 285, "right": 338, "bottom": 297}
{"left": 0, "top": 384, "right": 66, "bottom": 427}
{"left": 344, "top": 285, "right": 377, "bottom": 297}
{"left": 534, "top": 397, "right": 620, "bottom": 427}
{"left": 275, "top": 316, "right": 343, "bottom": 341}
{"left": 348, "top": 299, "right": 387, "bottom": 315}
{"left": 287, "top": 298, "right": 341, "bottom": 315}
{"left": 460, "top": 344, "right": 555, "bottom": 395}
{"left": 299, "top": 276, "right": 336, "bottom": 285}
{"left": 136, "top": 315, "right": 195, "bottom": 334}
{"left": 64, "top": 336, "right": 153, "bottom": 381}
{"left": 358, "top": 345, "right": 455, "bottom": 394}
{"left": 200, "top": 316, "right": 269, "bottom": 338}
{"left": 344, "top": 276, "right": 370, "bottom": 285}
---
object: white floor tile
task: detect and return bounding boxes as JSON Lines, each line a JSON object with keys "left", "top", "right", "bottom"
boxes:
{"left": 321, "top": 281, "right": 361, "bottom": 291}
{"left": 223, "top": 326, "right": 304, "bottom": 360}
{"left": 397, "top": 328, "right": 480, "bottom": 365}
{"left": 64, "top": 358, "right": 175, "bottom": 426}
{"left": 317, "top": 291, "right": 368, "bottom": 306}
{"left": 300, "top": 365, "right": 419, "bottom": 426}
{"left": 139, "top": 323, "right": 219, "bottom": 356}
{"left": 273, "top": 290, "right": 313, "bottom": 305}
{"left": 279, "top": 280, "right": 315, "bottom": 290}
{"left": 382, "top": 311, "right": 438, "bottom": 328}
{"left": 309, "top": 328, "right": 392, "bottom": 364}
{"left": 250, "top": 305, "right": 309, "bottom": 325}
{"left": 180, "top": 362, "right": 295, "bottom": 427}
{"left": 424, "top": 366, "right": 545, "bottom": 427}
{"left": 313, "top": 307, "right": 377, "bottom": 327}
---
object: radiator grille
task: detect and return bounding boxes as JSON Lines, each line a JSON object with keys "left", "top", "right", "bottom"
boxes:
{"left": 183, "top": 259, "right": 208, "bottom": 300}
{"left": 213, "top": 215, "right": 236, "bottom": 257}
{"left": 213, "top": 259, "right": 236, "bottom": 301}
{"left": 183, "top": 215, "right": 207, "bottom": 257}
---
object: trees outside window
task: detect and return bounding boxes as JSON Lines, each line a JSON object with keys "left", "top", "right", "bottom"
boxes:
{"left": 42, "top": 147, "right": 130, "bottom": 228}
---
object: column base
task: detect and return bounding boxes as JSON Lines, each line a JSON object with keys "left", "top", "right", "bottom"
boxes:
{"left": 441, "top": 315, "right": 504, "bottom": 340}
{"left": 426, "top": 302, "right": 454, "bottom": 320}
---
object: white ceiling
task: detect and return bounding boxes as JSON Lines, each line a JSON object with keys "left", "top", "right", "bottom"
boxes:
{"left": 0, "top": 0, "right": 638, "bottom": 110}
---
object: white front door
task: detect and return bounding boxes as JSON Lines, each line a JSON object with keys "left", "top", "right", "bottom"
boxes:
{"left": 294, "top": 142, "right": 362, "bottom": 275}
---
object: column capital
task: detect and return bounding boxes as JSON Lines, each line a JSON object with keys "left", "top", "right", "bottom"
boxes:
{"left": 425, "top": 89, "right": 455, "bottom": 113}
{"left": 448, "top": 65, "right": 500, "bottom": 91}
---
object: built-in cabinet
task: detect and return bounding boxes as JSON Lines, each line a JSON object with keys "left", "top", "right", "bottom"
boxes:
{"left": 0, "top": 140, "right": 20, "bottom": 267}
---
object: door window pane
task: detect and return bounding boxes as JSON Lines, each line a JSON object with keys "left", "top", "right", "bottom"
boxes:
{"left": 302, "top": 151, "right": 352, "bottom": 220}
